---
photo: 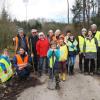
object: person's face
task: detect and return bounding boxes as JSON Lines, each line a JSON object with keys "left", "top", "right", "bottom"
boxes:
{"left": 4, "top": 50, "right": 9, "bottom": 56}
{"left": 70, "top": 36, "right": 74, "bottom": 40}
{"left": 91, "top": 27, "right": 97, "bottom": 33}
{"left": 88, "top": 31, "right": 92, "bottom": 36}
{"left": 39, "top": 34, "right": 44, "bottom": 39}
{"left": 67, "top": 32, "right": 71, "bottom": 37}
{"left": 32, "top": 32, "right": 37, "bottom": 36}
{"left": 59, "top": 39, "right": 64, "bottom": 45}
{"left": 51, "top": 44, "right": 56, "bottom": 50}
{"left": 19, "top": 32, "right": 24, "bottom": 37}
{"left": 82, "top": 31, "right": 87, "bottom": 36}
{"left": 49, "top": 32, "right": 53, "bottom": 37}
{"left": 19, "top": 48, "right": 25, "bottom": 55}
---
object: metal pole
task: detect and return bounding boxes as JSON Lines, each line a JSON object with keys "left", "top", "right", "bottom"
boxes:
{"left": 67, "top": 0, "right": 69, "bottom": 24}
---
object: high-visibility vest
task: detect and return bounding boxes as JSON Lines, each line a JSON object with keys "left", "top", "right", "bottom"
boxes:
{"left": 95, "top": 31, "right": 100, "bottom": 47}
{"left": 49, "top": 56, "right": 56, "bottom": 68}
{"left": 15, "top": 54, "right": 28, "bottom": 67}
{"left": 85, "top": 38, "right": 97, "bottom": 53}
{"left": 0, "top": 57, "right": 13, "bottom": 83}
{"left": 67, "top": 40, "right": 78, "bottom": 51}
{"left": 59, "top": 45, "right": 68, "bottom": 61}
{"left": 78, "top": 36, "right": 85, "bottom": 53}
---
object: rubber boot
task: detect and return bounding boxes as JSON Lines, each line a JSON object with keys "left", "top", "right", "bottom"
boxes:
{"left": 55, "top": 74, "right": 60, "bottom": 90}
{"left": 62, "top": 73, "right": 66, "bottom": 81}
{"left": 71, "top": 65, "right": 74, "bottom": 75}
{"left": 69, "top": 66, "right": 72, "bottom": 75}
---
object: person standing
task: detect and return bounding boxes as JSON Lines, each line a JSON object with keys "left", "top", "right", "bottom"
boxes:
{"left": 28, "top": 29, "right": 39, "bottom": 72}
{"left": 58, "top": 35, "right": 68, "bottom": 81}
{"left": 83, "top": 30, "right": 98, "bottom": 75}
{"left": 15, "top": 28, "right": 29, "bottom": 53}
{"left": 78, "top": 28, "right": 87, "bottom": 73}
{"left": 36, "top": 32, "right": 49, "bottom": 76}
{"left": 47, "top": 30, "right": 56, "bottom": 42}
{"left": 91, "top": 24, "right": 100, "bottom": 73}
{"left": 67, "top": 35, "right": 78, "bottom": 75}
{"left": 47, "top": 41, "right": 60, "bottom": 89}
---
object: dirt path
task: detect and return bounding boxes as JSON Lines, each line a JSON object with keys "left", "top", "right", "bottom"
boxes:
{"left": 17, "top": 56, "right": 100, "bottom": 100}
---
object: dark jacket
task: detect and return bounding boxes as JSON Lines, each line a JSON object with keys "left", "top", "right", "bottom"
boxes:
{"left": 28, "top": 34, "right": 39, "bottom": 56}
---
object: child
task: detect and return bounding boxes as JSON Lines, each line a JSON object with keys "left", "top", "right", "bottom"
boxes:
{"left": 67, "top": 35, "right": 78, "bottom": 75}
{"left": 58, "top": 35, "right": 68, "bottom": 81}
{"left": 36, "top": 32, "right": 49, "bottom": 76}
{"left": 0, "top": 49, "right": 13, "bottom": 83}
{"left": 47, "top": 41, "right": 60, "bottom": 89}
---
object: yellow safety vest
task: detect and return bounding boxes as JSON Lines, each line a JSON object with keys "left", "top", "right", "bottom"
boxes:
{"left": 67, "top": 40, "right": 78, "bottom": 51}
{"left": 85, "top": 38, "right": 97, "bottom": 53}
{"left": 0, "top": 58, "right": 13, "bottom": 83}
{"left": 59, "top": 45, "right": 68, "bottom": 61}
{"left": 78, "top": 36, "right": 85, "bottom": 53}
{"left": 49, "top": 56, "right": 56, "bottom": 68}
{"left": 95, "top": 31, "right": 100, "bottom": 47}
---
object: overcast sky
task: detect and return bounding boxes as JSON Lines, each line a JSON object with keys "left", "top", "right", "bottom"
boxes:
{"left": 0, "top": 0, "right": 75, "bottom": 22}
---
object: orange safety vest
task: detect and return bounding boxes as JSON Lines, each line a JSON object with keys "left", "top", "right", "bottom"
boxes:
{"left": 15, "top": 54, "right": 28, "bottom": 67}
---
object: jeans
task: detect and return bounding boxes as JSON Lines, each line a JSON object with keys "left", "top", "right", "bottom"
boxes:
{"left": 69, "top": 55, "right": 76, "bottom": 66}
{"left": 68, "top": 55, "right": 76, "bottom": 74}
{"left": 16, "top": 66, "right": 30, "bottom": 79}
{"left": 39, "top": 57, "right": 49, "bottom": 73}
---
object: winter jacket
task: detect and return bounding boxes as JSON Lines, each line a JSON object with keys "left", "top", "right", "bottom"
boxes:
{"left": 36, "top": 38, "right": 49, "bottom": 57}
{"left": 59, "top": 44, "right": 68, "bottom": 62}
{"left": 47, "top": 49, "right": 60, "bottom": 68}
{"left": 28, "top": 34, "right": 39, "bottom": 56}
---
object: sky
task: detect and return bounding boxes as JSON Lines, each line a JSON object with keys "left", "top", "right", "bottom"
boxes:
{"left": 0, "top": 0, "right": 75, "bottom": 23}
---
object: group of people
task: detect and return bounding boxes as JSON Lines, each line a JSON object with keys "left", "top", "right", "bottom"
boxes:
{"left": 0, "top": 23, "right": 100, "bottom": 90}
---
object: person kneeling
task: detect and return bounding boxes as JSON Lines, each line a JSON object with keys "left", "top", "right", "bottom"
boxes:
{"left": 13, "top": 47, "right": 31, "bottom": 80}
{"left": 0, "top": 49, "right": 13, "bottom": 83}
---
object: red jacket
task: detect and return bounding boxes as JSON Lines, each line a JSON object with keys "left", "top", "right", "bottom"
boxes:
{"left": 36, "top": 38, "right": 49, "bottom": 57}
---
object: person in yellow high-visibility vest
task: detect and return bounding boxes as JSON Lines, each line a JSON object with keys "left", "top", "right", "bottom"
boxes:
{"left": 58, "top": 35, "right": 68, "bottom": 80}
{"left": 67, "top": 35, "right": 78, "bottom": 75}
{"left": 0, "top": 49, "right": 13, "bottom": 83}
{"left": 91, "top": 24, "right": 100, "bottom": 73}
{"left": 83, "top": 30, "right": 98, "bottom": 75}
{"left": 78, "top": 28, "right": 87, "bottom": 73}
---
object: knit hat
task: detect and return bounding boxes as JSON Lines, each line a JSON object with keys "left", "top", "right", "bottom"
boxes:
{"left": 31, "top": 29, "right": 37, "bottom": 33}
{"left": 18, "top": 28, "right": 24, "bottom": 33}
{"left": 38, "top": 32, "right": 44, "bottom": 36}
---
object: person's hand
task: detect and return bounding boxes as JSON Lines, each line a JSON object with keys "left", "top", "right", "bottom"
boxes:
{"left": 71, "top": 44, "right": 75, "bottom": 48}
{"left": 4, "top": 70, "right": 7, "bottom": 73}
{"left": 53, "top": 49, "right": 57, "bottom": 52}
{"left": 50, "top": 48, "right": 53, "bottom": 51}
{"left": 31, "top": 53, "right": 34, "bottom": 57}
